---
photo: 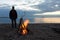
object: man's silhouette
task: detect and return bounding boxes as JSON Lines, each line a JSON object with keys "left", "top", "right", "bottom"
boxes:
{"left": 9, "top": 6, "right": 17, "bottom": 28}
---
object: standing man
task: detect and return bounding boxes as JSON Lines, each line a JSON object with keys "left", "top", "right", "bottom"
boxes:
{"left": 9, "top": 6, "right": 17, "bottom": 28}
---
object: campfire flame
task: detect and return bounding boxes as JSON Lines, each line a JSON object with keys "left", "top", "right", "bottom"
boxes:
{"left": 20, "top": 19, "right": 29, "bottom": 35}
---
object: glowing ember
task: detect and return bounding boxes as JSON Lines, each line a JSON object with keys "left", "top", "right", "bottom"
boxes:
{"left": 19, "top": 19, "right": 29, "bottom": 35}
{"left": 21, "top": 29, "right": 28, "bottom": 35}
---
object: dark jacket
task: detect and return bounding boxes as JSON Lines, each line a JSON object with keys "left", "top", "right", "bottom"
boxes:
{"left": 9, "top": 9, "right": 17, "bottom": 20}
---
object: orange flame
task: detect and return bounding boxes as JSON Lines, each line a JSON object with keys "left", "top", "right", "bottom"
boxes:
{"left": 20, "top": 19, "right": 29, "bottom": 35}
{"left": 21, "top": 29, "right": 28, "bottom": 35}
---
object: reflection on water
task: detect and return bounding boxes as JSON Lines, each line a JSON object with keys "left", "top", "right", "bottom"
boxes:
{"left": 34, "top": 18, "right": 60, "bottom": 23}
{"left": 0, "top": 17, "right": 60, "bottom": 23}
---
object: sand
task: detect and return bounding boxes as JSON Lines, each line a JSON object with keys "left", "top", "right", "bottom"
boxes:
{"left": 0, "top": 23, "right": 60, "bottom": 40}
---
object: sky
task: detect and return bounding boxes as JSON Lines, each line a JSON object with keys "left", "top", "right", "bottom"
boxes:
{"left": 0, "top": 0, "right": 44, "bottom": 11}
{"left": 0, "top": 0, "right": 60, "bottom": 15}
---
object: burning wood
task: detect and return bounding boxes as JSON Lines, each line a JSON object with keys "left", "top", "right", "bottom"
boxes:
{"left": 18, "top": 19, "right": 29, "bottom": 35}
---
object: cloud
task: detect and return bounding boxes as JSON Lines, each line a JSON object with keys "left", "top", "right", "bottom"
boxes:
{"left": 32, "top": 0, "right": 60, "bottom": 13}
{"left": 34, "top": 11, "right": 60, "bottom": 16}
{"left": 0, "top": 0, "right": 44, "bottom": 11}
{"left": 0, "top": 0, "right": 60, "bottom": 15}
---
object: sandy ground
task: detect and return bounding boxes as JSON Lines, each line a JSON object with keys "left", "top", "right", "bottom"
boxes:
{"left": 0, "top": 23, "right": 60, "bottom": 40}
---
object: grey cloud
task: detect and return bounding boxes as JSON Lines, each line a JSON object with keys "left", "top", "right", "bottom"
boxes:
{"left": 1, "top": 0, "right": 60, "bottom": 15}
{"left": 31, "top": 0, "right": 60, "bottom": 13}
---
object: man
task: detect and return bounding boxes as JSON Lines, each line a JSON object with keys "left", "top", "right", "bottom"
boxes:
{"left": 9, "top": 6, "right": 17, "bottom": 28}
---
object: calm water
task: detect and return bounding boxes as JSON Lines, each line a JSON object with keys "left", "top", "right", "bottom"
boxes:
{"left": 0, "top": 9, "right": 60, "bottom": 23}
{"left": 0, "top": 17, "right": 60, "bottom": 23}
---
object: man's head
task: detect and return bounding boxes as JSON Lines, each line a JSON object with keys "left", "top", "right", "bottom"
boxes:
{"left": 12, "top": 6, "right": 14, "bottom": 10}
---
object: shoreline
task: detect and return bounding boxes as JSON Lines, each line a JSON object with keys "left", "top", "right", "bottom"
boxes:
{"left": 0, "top": 23, "right": 60, "bottom": 28}
{"left": 0, "top": 23, "right": 60, "bottom": 24}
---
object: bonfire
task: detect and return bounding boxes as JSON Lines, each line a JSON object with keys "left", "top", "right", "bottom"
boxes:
{"left": 18, "top": 19, "right": 29, "bottom": 36}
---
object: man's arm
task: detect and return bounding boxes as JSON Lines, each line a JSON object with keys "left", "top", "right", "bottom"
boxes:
{"left": 15, "top": 10, "right": 17, "bottom": 18}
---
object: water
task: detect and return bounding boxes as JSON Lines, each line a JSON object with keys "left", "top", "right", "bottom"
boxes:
{"left": 1, "top": 17, "right": 60, "bottom": 24}
{"left": 0, "top": 9, "right": 60, "bottom": 23}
